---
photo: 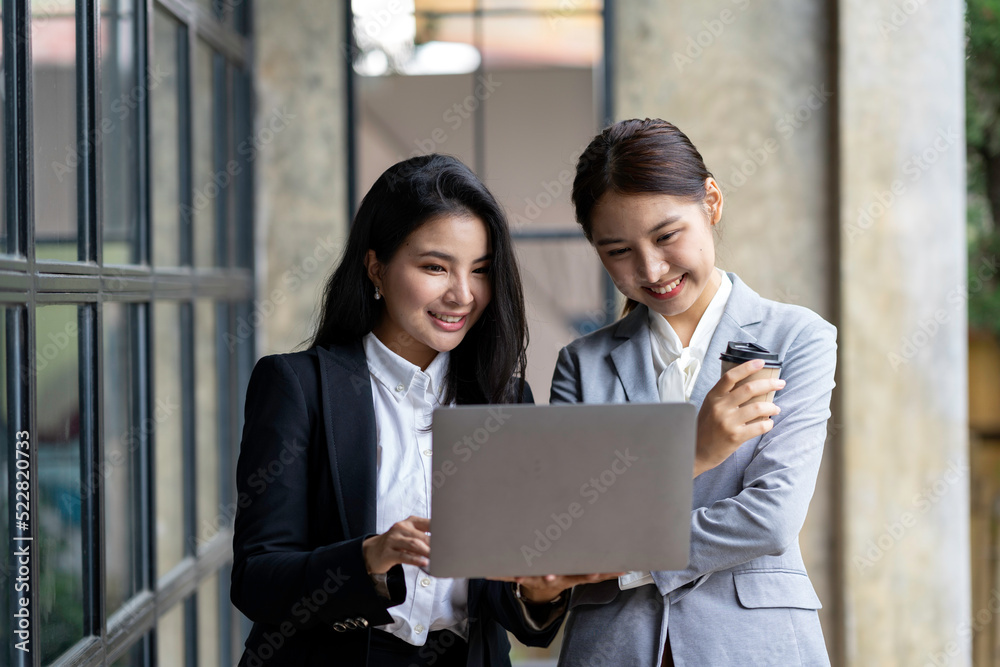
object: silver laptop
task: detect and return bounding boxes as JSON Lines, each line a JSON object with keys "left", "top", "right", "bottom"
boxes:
{"left": 428, "top": 402, "right": 695, "bottom": 579}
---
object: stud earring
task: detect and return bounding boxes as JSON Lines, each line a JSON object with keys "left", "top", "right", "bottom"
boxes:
{"left": 374, "top": 285, "right": 381, "bottom": 300}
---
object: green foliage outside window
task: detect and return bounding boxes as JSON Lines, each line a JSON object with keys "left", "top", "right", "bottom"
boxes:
{"left": 967, "top": 0, "right": 1000, "bottom": 337}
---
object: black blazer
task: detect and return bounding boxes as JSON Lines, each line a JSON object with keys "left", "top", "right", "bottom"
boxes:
{"left": 231, "top": 339, "right": 560, "bottom": 666}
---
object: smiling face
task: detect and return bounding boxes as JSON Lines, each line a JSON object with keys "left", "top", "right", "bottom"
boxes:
{"left": 366, "top": 214, "right": 493, "bottom": 370}
{"left": 589, "top": 179, "right": 723, "bottom": 337}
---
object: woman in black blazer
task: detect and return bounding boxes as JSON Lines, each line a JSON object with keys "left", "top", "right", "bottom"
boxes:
{"left": 231, "top": 155, "right": 605, "bottom": 666}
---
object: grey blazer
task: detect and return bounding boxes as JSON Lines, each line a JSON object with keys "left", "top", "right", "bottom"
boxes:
{"left": 550, "top": 273, "right": 836, "bottom": 667}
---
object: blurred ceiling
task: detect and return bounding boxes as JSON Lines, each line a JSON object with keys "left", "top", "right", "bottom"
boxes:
{"left": 355, "top": 0, "right": 603, "bottom": 72}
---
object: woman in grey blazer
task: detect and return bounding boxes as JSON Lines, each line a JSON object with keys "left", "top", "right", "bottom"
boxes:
{"left": 551, "top": 119, "right": 836, "bottom": 666}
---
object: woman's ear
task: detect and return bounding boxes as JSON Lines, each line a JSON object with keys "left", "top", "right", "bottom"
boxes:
{"left": 703, "top": 177, "right": 724, "bottom": 226}
{"left": 364, "top": 249, "right": 382, "bottom": 288}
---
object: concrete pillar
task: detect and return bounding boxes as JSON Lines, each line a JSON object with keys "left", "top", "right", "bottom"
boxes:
{"left": 616, "top": 0, "right": 971, "bottom": 663}
{"left": 615, "top": 0, "right": 841, "bottom": 661}
{"left": 255, "top": 1, "right": 349, "bottom": 355}
{"left": 838, "top": 0, "right": 969, "bottom": 663}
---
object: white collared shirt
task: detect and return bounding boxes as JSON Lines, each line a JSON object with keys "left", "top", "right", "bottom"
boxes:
{"left": 619, "top": 268, "right": 733, "bottom": 590}
{"left": 363, "top": 333, "right": 470, "bottom": 645}
{"left": 648, "top": 268, "right": 733, "bottom": 403}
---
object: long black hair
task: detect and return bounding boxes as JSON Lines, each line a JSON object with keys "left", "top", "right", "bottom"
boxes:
{"left": 310, "top": 154, "right": 527, "bottom": 405}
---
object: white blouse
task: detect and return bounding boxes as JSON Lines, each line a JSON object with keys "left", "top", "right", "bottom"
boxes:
{"left": 619, "top": 268, "right": 733, "bottom": 590}
{"left": 363, "top": 333, "right": 469, "bottom": 645}
{"left": 648, "top": 268, "right": 734, "bottom": 403}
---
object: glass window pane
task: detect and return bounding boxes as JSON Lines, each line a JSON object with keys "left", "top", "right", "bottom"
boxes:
{"left": 197, "top": 572, "right": 220, "bottom": 666}
{"left": 156, "top": 602, "right": 185, "bottom": 667}
{"left": 195, "top": 300, "right": 219, "bottom": 547}
{"left": 482, "top": 69, "right": 595, "bottom": 228}
{"left": 194, "top": 0, "right": 220, "bottom": 20}
{"left": 154, "top": 302, "right": 184, "bottom": 577}
{"left": 111, "top": 635, "right": 148, "bottom": 666}
{"left": 480, "top": 15, "right": 601, "bottom": 229}
{"left": 32, "top": 0, "right": 78, "bottom": 262}
{"left": 356, "top": 18, "right": 477, "bottom": 201}
{"left": 109, "top": 605, "right": 152, "bottom": 664}
{"left": 152, "top": 10, "right": 181, "bottom": 267}
{"left": 193, "top": 43, "right": 216, "bottom": 268}
{"left": 102, "top": 0, "right": 140, "bottom": 264}
{"left": 36, "top": 305, "right": 84, "bottom": 661}
{"left": 104, "top": 302, "right": 140, "bottom": 612}
{"left": 357, "top": 70, "right": 478, "bottom": 199}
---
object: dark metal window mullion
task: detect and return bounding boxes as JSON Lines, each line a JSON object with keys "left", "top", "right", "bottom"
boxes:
{"left": 131, "top": 301, "right": 155, "bottom": 665}
{"left": 179, "top": 300, "right": 197, "bottom": 667}
{"left": 183, "top": 596, "right": 197, "bottom": 667}
{"left": 234, "top": 0, "right": 248, "bottom": 37}
{"left": 78, "top": 302, "right": 105, "bottom": 640}
{"left": 601, "top": 0, "right": 616, "bottom": 326}
{"left": 472, "top": 0, "right": 485, "bottom": 179}
{"left": 131, "top": 2, "right": 155, "bottom": 661}
{"left": 343, "top": 0, "right": 357, "bottom": 218}
{"left": 7, "top": 305, "right": 35, "bottom": 667}
{"left": 177, "top": 22, "right": 193, "bottom": 266}
{"left": 3, "top": 0, "right": 31, "bottom": 260}
{"left": 136, "top": 0, "right": 153, "bottom": 266}
{"left": 145, "top": 297, "right": 161, "bottom": 667}
{"left": 177, "top": 13, "right": 199, "bottom": 664}
{"left": 76, "top": 0, "right": 107, "bottom": 644}
{"left": 77, "top": 0, "right": 101, "bottom": 265}
{"left": 602, "top": 0, "right": 615, "bottom": 128}
{"left": 213, "top": 54, "right": 227, "bottom": 268}
{"left": 222, "top": 63, "right": 234, "bottom": 270}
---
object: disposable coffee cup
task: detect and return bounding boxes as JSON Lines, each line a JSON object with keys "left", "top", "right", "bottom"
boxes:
{"left": 719, "top": 342, "right": 783, "bottom": 424}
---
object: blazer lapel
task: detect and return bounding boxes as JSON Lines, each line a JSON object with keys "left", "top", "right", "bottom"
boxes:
{"left": 690, "top": 273, "right": 764, "bottom": 407}
{"left": 316, "top": 340, "right": 378, "bottom": 539}
{"left": 609, "top": 306, "right": 660, "bottom": 403}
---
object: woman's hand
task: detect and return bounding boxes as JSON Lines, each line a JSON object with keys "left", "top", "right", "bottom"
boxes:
{"left": 363, "top": 516, "right": 431, "bottom": 574}
{"left": 490, "top": 573, "right": 625, "bottom": 603}
{"left": 694, "top": 359, "right": 785, "bottom": 477}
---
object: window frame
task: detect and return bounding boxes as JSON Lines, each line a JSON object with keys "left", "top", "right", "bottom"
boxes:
{"left": 2, "top": 0, "right": 254, "bottom": 664}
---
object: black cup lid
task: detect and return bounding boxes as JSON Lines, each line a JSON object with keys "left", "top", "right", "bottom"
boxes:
{"left": 720, "top": 341, "right": 782, "bottom": 367}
